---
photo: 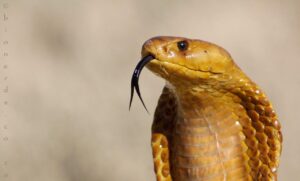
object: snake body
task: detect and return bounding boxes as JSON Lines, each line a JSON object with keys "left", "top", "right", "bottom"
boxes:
{"left": 131, "top": 36, "right": 282, "bottom": 181}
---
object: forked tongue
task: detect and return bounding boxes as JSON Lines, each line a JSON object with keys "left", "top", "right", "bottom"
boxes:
{"left": 129, "top": 55, "right": 155, "bottom": 113}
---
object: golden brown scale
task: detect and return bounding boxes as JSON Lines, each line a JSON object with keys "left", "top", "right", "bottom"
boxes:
{"left": 151, "top": 87, "right": 176, "bottom": 181}
{"left": 143, "top": 36, "right": 282, "bottom": 181}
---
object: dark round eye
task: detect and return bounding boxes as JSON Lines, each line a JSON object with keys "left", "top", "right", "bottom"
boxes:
{"left": 177, "top": 41, "right": 188, "bottom": 51}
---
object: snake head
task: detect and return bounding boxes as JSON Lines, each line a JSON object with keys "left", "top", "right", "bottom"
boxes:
{"left": 130, "top": 36, "right": 247, "bottom": 112}
{"left": 143, "top": 36, "right": 242, "bottom": 88}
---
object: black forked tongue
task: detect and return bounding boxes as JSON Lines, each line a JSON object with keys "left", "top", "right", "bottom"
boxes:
{"left": 129, "top": 54, "right": 155, "bottom": 113}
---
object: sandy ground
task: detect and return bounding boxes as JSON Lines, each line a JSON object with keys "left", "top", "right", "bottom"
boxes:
{"left": 1, "top": 0, "right": 300, "bottom": 180}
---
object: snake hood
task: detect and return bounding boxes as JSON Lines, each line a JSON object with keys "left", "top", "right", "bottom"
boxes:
{"left": 130, "top": 36, "right": 282, "bottom": 180}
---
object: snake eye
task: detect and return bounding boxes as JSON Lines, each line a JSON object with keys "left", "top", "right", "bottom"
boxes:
{"left": 177, "top": 41, "right": 188, "bottom": 51}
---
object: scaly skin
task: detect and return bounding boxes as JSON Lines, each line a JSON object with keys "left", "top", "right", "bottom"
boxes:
{"left": 143, "top": 36, "right": 282, "bottom": 181}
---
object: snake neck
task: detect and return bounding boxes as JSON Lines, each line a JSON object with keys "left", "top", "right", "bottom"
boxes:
{"left": 166, "top": 82, "right": 252, "bottom": 180}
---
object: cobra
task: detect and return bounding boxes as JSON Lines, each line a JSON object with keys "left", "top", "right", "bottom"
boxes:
{"left": 130, "top": 36, "right": 282, "bottom": 181}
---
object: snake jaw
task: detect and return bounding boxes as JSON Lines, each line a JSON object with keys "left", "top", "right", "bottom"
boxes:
{"left": 129, "top": 54, "right": 155, "bottom": 113}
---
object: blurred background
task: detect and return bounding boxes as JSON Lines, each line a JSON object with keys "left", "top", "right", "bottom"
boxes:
{"left": 1, "top": 0, "right": 299, "bottom": 180}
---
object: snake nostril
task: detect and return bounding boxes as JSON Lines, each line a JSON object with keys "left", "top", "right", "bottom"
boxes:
{"left": 163, "top": 46, "right": 168, "bottom": 52}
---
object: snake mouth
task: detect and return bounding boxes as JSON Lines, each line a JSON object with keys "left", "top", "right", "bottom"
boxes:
{"left": 129, "top": 54, "right": 155, "bottom": 112}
